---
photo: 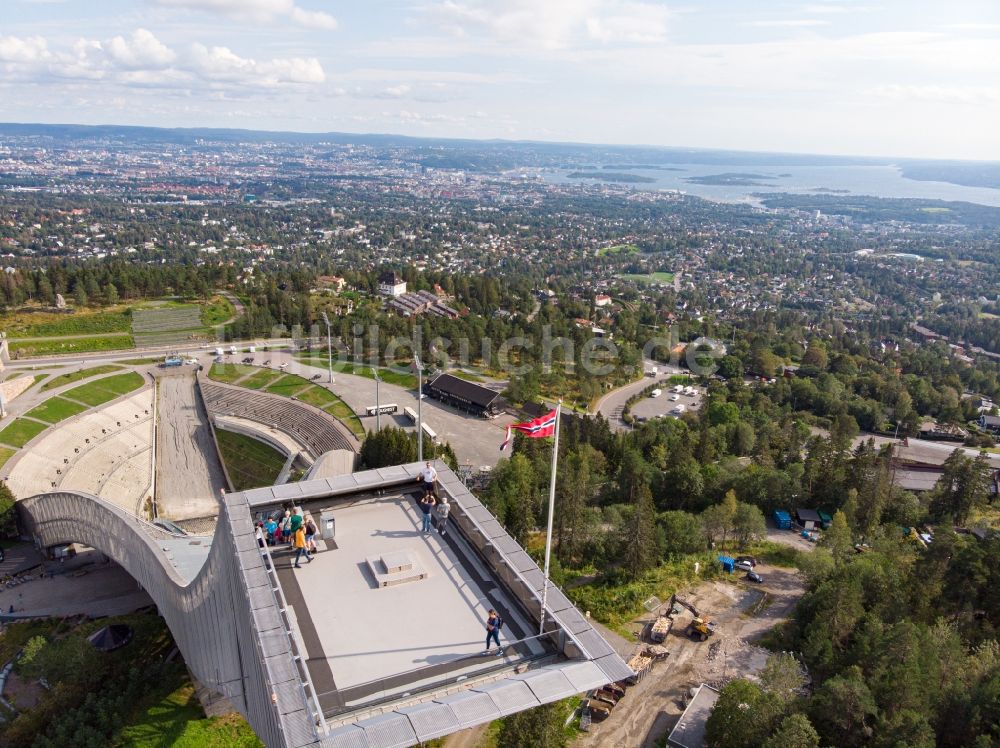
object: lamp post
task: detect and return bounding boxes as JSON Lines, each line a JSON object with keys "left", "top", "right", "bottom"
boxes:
{"left": 414, "top": 354, "right": 423, "bottom": 462}
{"left": 320, "top": 311, "right": 333, "bottom": 384}
{"left": 372, "top": 366, "right": 382, "bottom": 432}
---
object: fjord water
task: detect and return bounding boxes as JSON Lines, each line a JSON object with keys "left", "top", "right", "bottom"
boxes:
{"left": 543, "top": 163, "right": 1000, "bottom": 207}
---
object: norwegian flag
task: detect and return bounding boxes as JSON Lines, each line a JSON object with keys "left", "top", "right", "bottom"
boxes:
{"left": 500, "top": 409, "right": 558, "bottom": 451}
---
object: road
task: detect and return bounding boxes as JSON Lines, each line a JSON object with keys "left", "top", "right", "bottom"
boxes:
{"left": 154, "top": 371, "right": 227, "bottom": 520}
{"left": 594, "top": 360, "right": 685, "bottom": 431}
{"left": 2, "top": 336, "right": 298, "bottom": 369}
{"left": 810, "top": 426, "right": 1000, "bottom": 470}
{"left": 231, "top": 351, "right": 516, "bottom": 470}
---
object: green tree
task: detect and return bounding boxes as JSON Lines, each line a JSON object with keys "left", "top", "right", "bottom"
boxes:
{"left": 759, "top": 652, "right": 808, "bottom": 703}
{"left": 821, "top": 510, "right": 854, "bottom": 564}
{"left": 706, "top": 679, "right": 784, "bottom": 748}
{"left": 17, "top": 636, "right": 48, "bottom": 679}
{"left": 617, "top": 447, "right": 653, "bottom": 503}
{"left": 485, "top": 453, "right": 537, "bottom": 544}
{"left": 930, "top": 450, "right": 992, "bottom": 525}
{"left": 622, "top": 482, "right": 659, "bottom": 579}
{"left": 659, "top": 510, "right": 706, "bottom": 556}
{"left": 802, "top": 341, "right": 829, "bottom": 371}
{"left": 360, "top": 426, "right": 416, "bottom": 468}
{"left": 0, "top": 481, "right": 18, "bottom": 537}
{"left": 809, "top": 667, "right": 878, "bottom": 748}
{"left": 763, "top": 713, "right": 820, "bottom": 748}
{"left": 497, "top": 702, "right": 567, "bottom": 748}
{"left": 661, "top": 456, "right": 704, "bottom": 511}
{"left": 733, "top": 501, "right": 767, "bottom": 549}
{"left": 718, "top": 354, "right": 745, "bottom": 380}
{"left": 556, "top": 446, "right": 599, "bottom": 562}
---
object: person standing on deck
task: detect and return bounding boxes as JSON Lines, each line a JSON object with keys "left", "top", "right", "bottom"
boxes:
{"left": 485, "top": 609, "right": 504, "bottom": 655}
{"left": 419, "top": 491, "right": 436, "bottom": 533}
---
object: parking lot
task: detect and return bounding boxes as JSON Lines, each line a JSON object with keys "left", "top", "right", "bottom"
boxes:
{"left": 630, "top": 382, "right": 703, "bottom": 422}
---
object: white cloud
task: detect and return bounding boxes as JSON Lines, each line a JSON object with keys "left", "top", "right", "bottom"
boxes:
{"left": 189, "top": 43, "right": 325, "bottom": 85}
{"left": 152, "top": 0, "right": 338, "bottom": 30}
{"left": 105, "top": 29, "right": 177, "bottom": 69}
{"left": 427, "top": 0, "right": 671, "bottom": 50}
{"left": 0, "top": 30, "right": 325, "bottom": 90}
{"left": 0, "top": 35, "right": 51, "bottom": 64}
{"left": 746, "top": 19, "right": 830, "bottom": 28}
{"left": 869, "top": 84, "right": 1000, "bottom": 105}
{"left": 290, "top": 7, "right": 338, "bottom": 31}
{"left": 586, "top": 2, "right": 671, "bottom": 43}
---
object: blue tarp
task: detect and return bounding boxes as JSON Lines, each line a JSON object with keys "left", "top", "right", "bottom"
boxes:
{"left": 773, "top": 510, "right": 792, "bottom": 529}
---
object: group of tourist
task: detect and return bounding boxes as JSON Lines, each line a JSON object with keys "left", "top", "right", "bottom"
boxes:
{"left": 254, "top": 507, "right": 318, "bottom": 569}
{"left": 417, "top": 462, "right": 450, "bottom": 535}
{"left": 251, "top": 462, "right": 450, "bottom": 573}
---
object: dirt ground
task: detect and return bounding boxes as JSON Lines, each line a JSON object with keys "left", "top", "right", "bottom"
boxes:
{"left": 3, "top": 672, "right": 45, "bottom": 710}
{"left": 766, "top": 525, "right": 819, "bottom": 553}
{"left": 573, "top": 565, "right": 805, "bottom": 748}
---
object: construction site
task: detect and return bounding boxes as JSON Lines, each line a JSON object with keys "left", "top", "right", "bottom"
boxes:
{"left": 565, "top": 567, "right": 805, "bottom": 748}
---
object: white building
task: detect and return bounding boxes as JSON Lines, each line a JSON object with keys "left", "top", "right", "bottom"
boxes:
{"left": 378, "top": 271, "right": 407, "bottom": 297}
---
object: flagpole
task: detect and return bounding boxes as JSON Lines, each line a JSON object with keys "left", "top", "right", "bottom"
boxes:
{"left": 539, "top": 400, "right": 561, "bottom": 637}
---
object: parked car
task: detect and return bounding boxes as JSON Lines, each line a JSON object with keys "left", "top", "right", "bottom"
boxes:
{"left": 735, "top": 555, "right": 757, "bottom": 568}
{"left": 735, "top": 560, "right": 755, "bottom": 572}
{"left": 746, "top": 571, "right": 764, "bottom": 583}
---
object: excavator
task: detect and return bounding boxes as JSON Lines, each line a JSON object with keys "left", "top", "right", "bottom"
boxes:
{"left": 669, "top": 594, "right": 717, "bottom": 642}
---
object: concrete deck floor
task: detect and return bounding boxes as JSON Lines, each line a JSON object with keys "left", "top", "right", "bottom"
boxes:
{"left": 274, "top": 494, "right": 547, "bottom": 713}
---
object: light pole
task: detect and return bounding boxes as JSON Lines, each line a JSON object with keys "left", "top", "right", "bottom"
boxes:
{"left": 372, "top": 366, "right": 382, "bottom": 432}
{"left": 415, "top": 354, "right": 423, "bottom": 462}
{"left": 320, "top": 311, "right": 333, "bottom": 384}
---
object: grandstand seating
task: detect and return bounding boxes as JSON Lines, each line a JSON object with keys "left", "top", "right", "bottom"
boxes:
{"left": 198, "top": 378, "right": 358, "bottom": 458}
{"left": 6, "top": 390, "right": 154, "bottom": 513}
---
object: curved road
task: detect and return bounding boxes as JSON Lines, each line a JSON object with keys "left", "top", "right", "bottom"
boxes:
{"left": 595, "top": 360, "right": 683, "bottom": 431}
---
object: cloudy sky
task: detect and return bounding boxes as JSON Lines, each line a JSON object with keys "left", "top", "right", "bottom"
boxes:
{"left": 2, "top": 0, "right": 999, "bottom": 159}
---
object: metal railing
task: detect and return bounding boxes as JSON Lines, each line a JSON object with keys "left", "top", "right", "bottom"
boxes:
{"left": 258, "top": 539, "right": 329, "bottom": 736}
{"left": 444, "top": 492, "right": 581, "bottom": 654}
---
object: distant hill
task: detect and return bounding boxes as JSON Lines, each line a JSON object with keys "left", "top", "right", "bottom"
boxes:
{"left": 1, "top": 122, "right": 997, "bottom": 188}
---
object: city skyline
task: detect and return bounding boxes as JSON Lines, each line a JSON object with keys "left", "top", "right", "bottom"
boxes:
{"left": 2, "top": 0, "right": 1000, "bottom": 161}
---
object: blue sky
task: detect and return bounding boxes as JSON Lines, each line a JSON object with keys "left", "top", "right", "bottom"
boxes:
{"left": 2, "top": 0, "right": 999, "bottom": 159}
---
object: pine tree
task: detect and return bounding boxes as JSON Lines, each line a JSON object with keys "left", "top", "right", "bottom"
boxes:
{"left": 622, "top": 482, "right": 658, "bottom": 579}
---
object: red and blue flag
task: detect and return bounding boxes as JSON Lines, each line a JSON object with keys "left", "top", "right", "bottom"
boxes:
{"left": 500, "top": 409, "right": 558, "bottom": 451}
